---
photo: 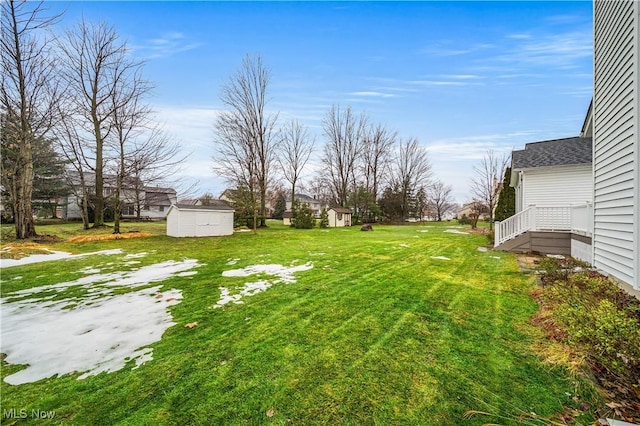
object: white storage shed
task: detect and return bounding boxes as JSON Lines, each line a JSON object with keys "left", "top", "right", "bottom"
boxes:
{"left": 166, "top": 204, "right": 234, "bottom": 237}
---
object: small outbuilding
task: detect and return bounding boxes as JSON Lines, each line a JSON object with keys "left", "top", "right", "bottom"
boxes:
{"left": 282, "top": 210, "right": 292, "bottom": 226}
{"left": 166, "top": 204, "right": 234, "bottom": 237}
{"left": 327, "top": 207, "right": 352, "bottom": 227}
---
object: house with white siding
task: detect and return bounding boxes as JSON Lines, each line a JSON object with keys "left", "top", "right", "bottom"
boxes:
{"left": 495, "top": 136, "right": 594, "bottom": 263}
{"left": 496, "top": 0, "right": 639, "bottom": 294}
{"left": 592, "top": 0, "right": 640, "bottom": 293}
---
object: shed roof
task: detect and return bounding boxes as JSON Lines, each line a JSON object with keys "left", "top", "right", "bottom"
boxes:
{"left": 512, "top": 137, "right": 592, "bottom": 170}
{"left": 172, "top": 203, "right": 234, "bottom": 211}
{"left": 330, "top": 207, "right": 352, "bottom": 214}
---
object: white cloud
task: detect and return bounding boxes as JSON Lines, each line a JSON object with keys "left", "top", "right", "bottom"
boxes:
{"left": 348, "top": 91, "right": 397, "bottom": 98}
{"left": 499, "top": 31, "right": 592, "bottom": 69}
{"left": 133, "top": 32, "right": 202, "bottom": 60}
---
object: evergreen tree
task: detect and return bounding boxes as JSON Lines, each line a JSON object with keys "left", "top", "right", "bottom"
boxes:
{"left": 319, "top": 208, "right": 329, "bottom": 228}
{"left": 31, "top": 137, "right": 69, "bottom": 218}
{"left": 494, "top": 167, "right": 516, "bottom": 222}
{"left": 291, "top": 200, "right": 314, "bottom": 229}
{"left": 273, "top": 194, "right": 286, "bottom": 220}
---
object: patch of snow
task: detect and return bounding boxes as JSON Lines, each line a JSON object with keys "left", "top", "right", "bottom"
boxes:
{"left": 398, "top": 244, "right": 410, "bottom": 248}
{"left": 215, "top": 263, "right": 313, "bottom": 308}
{"left": 417, "top": 230, "right": 429, "bottom": 233}
{"left": 226, "top": 258, "right": 240, "bottom": 265}
{"left": 1, "top": 284, "right": 183, "bottom": 385}
{"left": 430, "top": 256, "right": 451, "bottom": 261}
{"left": 477, "top": 247, "right": 489, "bottom": 252}
{"left": 124, "top": 252, "right": 148, "bottom": 259}
{"left": 444, "top": 229, "right": 469, "bottom": 235}
{"left": 0, "top": 249, "right": 124, "bottom": 269}
{"left": 490, "top": 256, "right": 501, "bottom": 259}
{"left": 235, "top": 229, "right": 251, "bottom": 233}
{"left": 78, "top": 267, "right": 101, "bottom": 274}
{"left": 1, "top": 258, "right": 200, "bottom": 385}
{"left": 6, "top": 259, "right": 201, "bottom": 301}
{"left": 13, "top": 276, "right": 22, "bottom": 280}
{"left": 222, "top": 263, "right": 313, "bottom": 284}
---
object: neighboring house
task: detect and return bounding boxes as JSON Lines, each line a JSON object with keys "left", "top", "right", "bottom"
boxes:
{"left": 166, "top": 204, "right": 234, "bottom": 237}
{"left": 141, "top": 187, "right": 177, "bottom": 219}
{"left": 178, "top": 198, "right": 202, "bottom": 207}
{"left": 286, "top": 194, "right": 325, "bottom": 218}
{"left": 327, "top": 207, "right": 352, "bottom": 227}
{"left": 62, "top": 172, "right": 176, "bottom": 220}
{"left": 592, "top": 0, "right": 640, "bottom": 293}
{"left": 456, "top": 201, "right": 489, "bottom": 221}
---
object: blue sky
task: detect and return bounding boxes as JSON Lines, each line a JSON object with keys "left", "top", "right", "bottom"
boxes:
{"left": 47, "top": 1, "right": 593, "bottom": 203}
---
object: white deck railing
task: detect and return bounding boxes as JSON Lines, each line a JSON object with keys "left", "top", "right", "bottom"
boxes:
{"left": 494, "top": 203, "right": 592, "bottom": 247}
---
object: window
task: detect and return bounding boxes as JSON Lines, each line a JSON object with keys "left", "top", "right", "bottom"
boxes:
{"left": 337, "top": 213, "right": 343, "bottom": 221}
{"left": 159, "top": 206, "right": 164, "bottom": 212}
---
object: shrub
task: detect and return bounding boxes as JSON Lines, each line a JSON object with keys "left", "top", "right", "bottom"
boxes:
{"left": 319, "top": 208, "right": 329, "bottom": 228}
{"left": 539, "top": 267, "right": 640, "bottom": 415}
{"left": 486, "top": 230, "right": 494, "bottom": 246}
{"left": 457, "top": 214, "right": 469, "bottom": 225}
{"left": 291, "top": 200, "right": 315, "bottom": 229}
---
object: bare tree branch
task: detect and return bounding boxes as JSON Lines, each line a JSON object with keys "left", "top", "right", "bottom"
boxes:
{"left": 469, "top": 149, "right": 508, "bottom": 230}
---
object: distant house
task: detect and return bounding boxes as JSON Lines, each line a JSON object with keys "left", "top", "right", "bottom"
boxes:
{"left": 166, "top": 204, "right": 234, "bottom": 237}
{"left": 456, "top": 201, "right": 489, "bottom": 221}
{"left": 286, "top": 194, "right": 325, "bottom": 218}
{"left": 62, "top": 172, "right": 176, "bottom": 220}
{"left": 327, "top": 207, "right": 352, "bottom": 227}
{"left": 141, "top": 187, "right": 178, "bottom": 219}
{"left": 177, "top": 198, "right": 202, "bottom": 207}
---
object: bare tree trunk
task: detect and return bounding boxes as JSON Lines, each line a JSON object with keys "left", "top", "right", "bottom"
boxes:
{"left": 1, "top": 1, "right": 62, "bottom": 238}
{"left": 59, "top": 20, "right": 140, "bottom": 229}
{"left": 213, "top": 54, "right": 277, "bottom": 231}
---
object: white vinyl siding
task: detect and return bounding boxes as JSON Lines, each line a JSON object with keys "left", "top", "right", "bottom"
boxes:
{"left": 593, "top": 0, "right": 639, "bottom": 289}
{"left": 521, "top": 165, "right": 593, "bottom": 208}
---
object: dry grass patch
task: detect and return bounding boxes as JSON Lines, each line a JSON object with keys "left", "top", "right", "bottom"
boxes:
{"left": 68, "top": 232, "right": 152, "bottom": 243}
{"left": 0, "top": 242, "right": 52, "bottom": 260}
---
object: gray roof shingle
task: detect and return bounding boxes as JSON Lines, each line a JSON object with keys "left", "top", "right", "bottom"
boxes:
{"left": 512, "top": 137, "right": 592, "bottom": 169}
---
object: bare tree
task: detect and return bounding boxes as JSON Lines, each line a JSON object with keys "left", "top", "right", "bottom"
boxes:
{"left": 392, "top": 137, "right": 432, "bottom": 221}
{"left": 321, "top": 105, "right": 366, "bottom": 207}
{"left": 470, "top": 149, "right": 508, "bottom": 230}
{"left": 277, "top": 119, "right": 314, "bottom": 205}
{"left": 213, "top": 54, "right": 277, "bottom": 229}
{"left": 428, "top": 180, "right": 456, "bottom": 221}
{"left": 362, "top": 122, "right": 396, "bottom": 201}
{"left": 126, "top": 127, "right": 188, "bottom": 220}
{"left": 214, "top": 109, "right": 259, "bottom": 232}
{"left": 54, "top": 107, "right": 93, "bottom": 229}
{"left": 108, "top": 69, "right": 153, "bottom": 233}
{"left": 58, "top": 20, "right": 141, "bottom": 228}
{"left": 1, "top": 0, "right": 62, "bottom": 238}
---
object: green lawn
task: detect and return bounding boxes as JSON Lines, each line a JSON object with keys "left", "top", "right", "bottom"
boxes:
{"left": 1, "top": 221, "right": 592, "bottom": 425}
